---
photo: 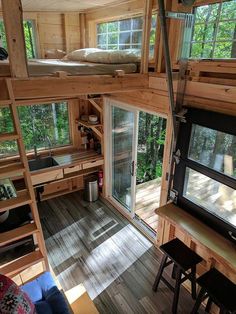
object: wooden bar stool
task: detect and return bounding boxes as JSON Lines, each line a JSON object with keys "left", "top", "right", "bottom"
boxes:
{"left": 153, "top": 238, "right": 203, "bottom": 314}
{"left": 191, "top": 268, "right": 236, "bottom": 314}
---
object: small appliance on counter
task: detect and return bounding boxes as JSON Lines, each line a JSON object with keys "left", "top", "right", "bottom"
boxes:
{"left": 0, "top": 178, "right": 17, "bottom": 201}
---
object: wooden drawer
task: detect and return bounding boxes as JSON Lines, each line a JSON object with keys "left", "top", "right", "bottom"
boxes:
{"left": 82, "top": 159, "right": 104, "bottom": 170}
{"left": 42, "top": 180, "right": 70, "bottom": 196}
{"left": 64, "top": 164, "right": 82, "bottom": 175}
{"left": 31, "top": 169, "right": 63, "bottom": 185}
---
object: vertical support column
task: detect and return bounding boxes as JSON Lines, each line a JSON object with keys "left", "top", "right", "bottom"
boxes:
{"left": 140, "top": 0, "right": 153, "bottom": 74}
{"left": 64, "top": 13, "right": 70, "bottom": 54}
{"left": 1, "top": 0, "right": 28, "bottom": 78}
{"left": 80, "top": 13, "right": 86, "bottom": 49}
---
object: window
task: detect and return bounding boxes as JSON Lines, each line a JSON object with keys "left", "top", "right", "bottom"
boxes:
{"left": 190, "top": 0, "right": 236, "bottom": 59}
{"left": 174, "top": 108, "right": 236, "bottom": 243}
{"left": 0, "top": 20, "right": 37, "bottom": 58}
{"left": 97, "top": 15, "right": 157, "bottom": 55}
{"left": 0, "top": 102, "right": 71, "bottom": 158}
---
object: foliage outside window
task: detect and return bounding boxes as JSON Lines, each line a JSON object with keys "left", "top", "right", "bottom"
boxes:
{"left": 190, "top": 0, "right": 236, "bottom": 59}
{"left": 0, "top": 102, "right": 71, "bottom": 158}
{"left": 97, "top": 15, "right": 157, "bottom": 55}
{"left": 137, "top": 112, "right": 166, "bottom": 183}
{"left": 0, "top": 20, "right": 37, "bottom": 58}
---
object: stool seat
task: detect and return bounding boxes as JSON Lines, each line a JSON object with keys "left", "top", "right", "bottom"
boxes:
{"left": 153, "top": 238, "right": 203, "bottom": 314}
{"left": 160, "top": 238, "right": 203, "bottom": 271}
{"left": 193, "top": 268, "right": 236, "bottom": 313}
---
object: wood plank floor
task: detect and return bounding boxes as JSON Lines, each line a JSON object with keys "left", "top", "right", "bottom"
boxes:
{"left": 38, "top": 192, "right": 203, "bottom": 314}
{"left": 135, "top": 178, "right": 161, "bottom": 232}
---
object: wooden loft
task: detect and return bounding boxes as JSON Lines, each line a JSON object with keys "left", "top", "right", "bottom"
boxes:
{"left": 0, "top": 0, "right": 235, "bottom": 312}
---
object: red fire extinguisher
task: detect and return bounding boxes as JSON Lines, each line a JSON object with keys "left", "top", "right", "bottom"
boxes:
{"left": 98, "top": 170, "right": 103, "bottom": 190}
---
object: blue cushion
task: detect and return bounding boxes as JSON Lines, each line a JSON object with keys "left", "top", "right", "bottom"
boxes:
{"left": 21, "top": 272, "right": 70, "bottom": 314}
{"left": 21, "top": 279, "right": 43, "bottom": 303}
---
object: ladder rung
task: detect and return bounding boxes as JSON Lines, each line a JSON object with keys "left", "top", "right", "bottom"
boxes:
{"left": 0, "top": 100, "right": 12, "bottom": 107}
{"left": 0, "top": 223, "right": 38, "bottom": 247}
{"left": 0, "top": 163, "right": 25, "bottom": 179}
{"left": 0, "top": 191, "right": 32, "bottom": 213}
{"left": 0, "top": 133, "right": 19, "bottom": 142}
{"left": 0, "top": 250, "right": 44, "bottom": 277}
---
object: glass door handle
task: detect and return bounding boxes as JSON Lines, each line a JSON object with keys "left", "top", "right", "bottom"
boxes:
{"left": 131, "top": 161, "right": 135, "bottom": 177}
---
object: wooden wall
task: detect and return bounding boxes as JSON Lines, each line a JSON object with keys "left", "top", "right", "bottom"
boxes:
{"left": 0, "top": 11, "right": 81, "bottom": 58}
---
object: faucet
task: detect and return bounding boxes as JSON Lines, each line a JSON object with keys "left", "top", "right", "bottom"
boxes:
{"left": 45, "top": 136, "right": 53, "bottom": 157}
{"left": 33, "top": 144, "right": 39, "bottom": 159}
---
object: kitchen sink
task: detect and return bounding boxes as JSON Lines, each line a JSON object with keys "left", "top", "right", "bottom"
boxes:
{"left": 28, "top": 156, "right": 59, "bottom": 171}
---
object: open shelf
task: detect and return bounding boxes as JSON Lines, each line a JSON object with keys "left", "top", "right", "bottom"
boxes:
{"left": 0, "top": 191, "right": 32, "bottom": 213}
{"left": 0, "top": 250, "right": 44, "bottom": 277}
{"left": 78, "top": 119, "right": 102, "bottom": 128}
{"left": 0, "top": 223, "right": 38, "bottom": 247}
{"left": 0, "top": 163, "right": 25, "bottom": 179}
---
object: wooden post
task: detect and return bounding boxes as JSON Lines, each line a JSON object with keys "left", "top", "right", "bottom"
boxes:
{"left": 140, "top": 0, "right": 153, "bottom": 74}
{"left": 80, "top": 13, "right": 86, "bottom": 49}
{"left": 1, "top": 0, "right": 29, "bottom": 78}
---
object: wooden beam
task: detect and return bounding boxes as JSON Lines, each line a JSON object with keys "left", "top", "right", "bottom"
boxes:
{"left": 1, "top": 0, "right": 28, "bottom": 78}
{"left": 140, "top": 0, "right": 153, "bottom": 74}
{"left": 10, "top": 74, "right": 149, "bottom": 100}
{"left": 80, "top": 13, "right": 86, "bottom": 49}
{"left": 64, "top": 14, "right": 70, "bottom": 54}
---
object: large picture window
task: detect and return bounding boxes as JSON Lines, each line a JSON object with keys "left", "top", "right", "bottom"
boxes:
{"left": 97, "top": 15, "right": 157, "bottom": 55}
{"left": 174, "top": 108, "right": 236, "bottom": 243}
{"left": 190, "top": 0, "right": 236, "bottom": 59}
{"left": 0, "top": 20, "right": 37, "bottom": 58}
{"left": 0, "top": 102, "right": 71, "bottom": 158}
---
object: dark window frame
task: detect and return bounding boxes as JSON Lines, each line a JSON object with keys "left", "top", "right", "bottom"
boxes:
{"left": 173, "top": 108, "right": 236, "bottom": 243}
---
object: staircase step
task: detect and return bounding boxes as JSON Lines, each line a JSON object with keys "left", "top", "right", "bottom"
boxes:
{"left": 0, "top": 250, "right": 44, "bottom": 277}
{"left": 0, "top": 223, "right": 38, "bottom": 247}
{"left": 0, "top": 133, "right": 19, "bottom": 142}
{"left": 0, "top": 163, "right": 25, "bottom": 179}
{"left": 0, "top": 191, "right": 32, "bottom": 213}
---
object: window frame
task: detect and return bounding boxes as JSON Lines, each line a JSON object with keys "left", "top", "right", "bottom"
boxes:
{"left": 173, "top": 108, "right": 236, "bottom": 243}
{"left": 189, "top": 0, "right": 236, "bottom": 59}
{"left": 0, "top": 18, "right": 38, "bottom": 58}
{"left": 95, "top": 13, "right": 157, "bottom": 53}
{"left": 0, "top": 99, "right": 78, "bottom": 160}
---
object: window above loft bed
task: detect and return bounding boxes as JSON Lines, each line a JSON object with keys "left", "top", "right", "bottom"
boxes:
{"left": 96, "top": 15, "right": 157, "bottom": 57}
{"left": 173, "top": 108, "right": 236, "bottom": 243}
{"left": 0, "top": 19, "right": 37, "bottom": 59}
{"left": 190, "top": 0, "right": 236, "bottom": 59}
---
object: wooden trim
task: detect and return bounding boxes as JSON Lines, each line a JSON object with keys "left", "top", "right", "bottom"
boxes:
{"left": 80, "top": 13, "right": 86, "bottom": 49}
{"left": 140, "top": 0, "right": 153, "bottom": 74}
{"left": 10, "top": 74, "right": 149, "bottom": 100}
{"left": 1, "top": 0, "right": 28, "bottom": 78}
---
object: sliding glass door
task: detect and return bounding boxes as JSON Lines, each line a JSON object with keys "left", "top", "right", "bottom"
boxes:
{"left": 106, "top": 99, "right": 138, "bottom": 216}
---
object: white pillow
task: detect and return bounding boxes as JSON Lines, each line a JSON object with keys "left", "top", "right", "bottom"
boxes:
{"left": 64, "top": 48, "right": 102, "bottom": 61}
{"left": 86, "top": 49, "right": 141, "bottom": 64}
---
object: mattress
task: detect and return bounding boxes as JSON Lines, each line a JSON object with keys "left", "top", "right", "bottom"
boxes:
{"left": 0, "top": 59, "right": 137, "bottom": 76}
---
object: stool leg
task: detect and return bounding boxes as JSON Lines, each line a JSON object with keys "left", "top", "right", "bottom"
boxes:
{"left": 172, "top": 267, "right": 182, "bottom": 314}
{"left": 205, "top": 297, "right": 212, "bottom": 313}
{"left": 191, "top": 288, "right": 206, "bottom": 314}
{"left": 153, "top": 254, "right": 168, "bottom": 292}
{"left": 190, "top": 265, "right": 197, "bottom": 300}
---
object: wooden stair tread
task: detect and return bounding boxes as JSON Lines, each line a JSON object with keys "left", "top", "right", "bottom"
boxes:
{"left": 0, "top": 223, "right": 38, "bottom": 247}
{"left": 0, "top": 191, "right": 32, "bottom": 212}
{"left": 0, "top": 163, "right": 25, "bottom": 179}
{"left": 0, "top": 250, "right": 44, "bottom": 277}
{"left": 0, "top": 133, "right": 19, "bottom": 142}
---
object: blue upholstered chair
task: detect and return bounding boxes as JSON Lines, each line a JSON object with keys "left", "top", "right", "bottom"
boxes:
{"left": 21, "top": 272, "right": 71, "bottom": 314}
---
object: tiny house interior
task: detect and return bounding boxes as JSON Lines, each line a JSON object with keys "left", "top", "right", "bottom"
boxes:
{"left": 0, "top": 0, "right": 235, "bottom": 313}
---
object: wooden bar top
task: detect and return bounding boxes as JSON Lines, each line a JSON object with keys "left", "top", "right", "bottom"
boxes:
{"left": 155, "top": 203, "right": 236, "bottom": 271}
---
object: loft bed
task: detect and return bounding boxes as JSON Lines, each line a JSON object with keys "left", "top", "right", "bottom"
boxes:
{"left": 0, "top": 59, "right": 138, "bottom": 77}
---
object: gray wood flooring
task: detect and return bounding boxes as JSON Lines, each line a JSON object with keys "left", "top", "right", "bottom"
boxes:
{"left": 38, "top": 192, "right": 203, "bottom": 314}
